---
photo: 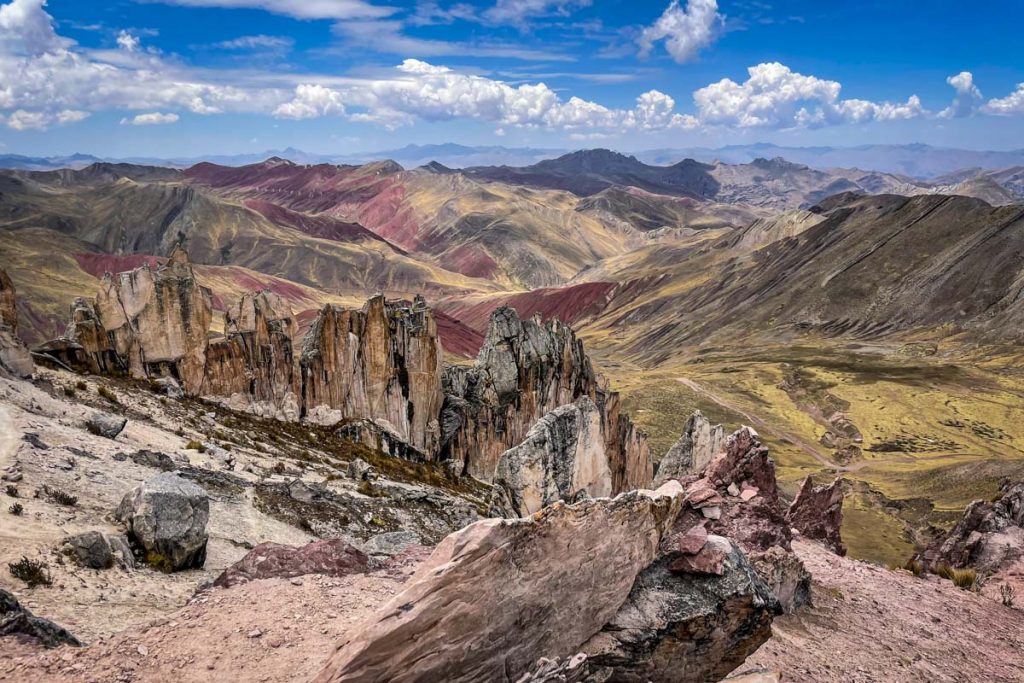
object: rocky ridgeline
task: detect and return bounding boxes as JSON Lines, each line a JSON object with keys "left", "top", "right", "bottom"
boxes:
{"left": 30, "top": 253, "right": 650, "bottom": 500}
{"left": 440, "top": 306, "right": 651, "bottom": 490}
{"left": 0, "top": 269, "right": 34, "bottom": 378}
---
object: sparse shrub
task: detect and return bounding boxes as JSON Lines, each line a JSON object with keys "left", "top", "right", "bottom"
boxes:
{"left": 9, "top": 556, "right": 52, "bottom": 587}
{"left": 42, "top": 485, "right": 78, "bottom": 507}
{"left": 185, "top": 440, "right": 206, "bottom": 453}
{"left": 5, "top": 484, "right": 18, "bottom": 498}
{"left": 272, "top": 462, "right": 286, "bottom": 475}
{"left": 935, "top": 563, "right": 955, "bottom": 581}
{"left": 901, "top": 558, "right": 924, "bottom": 577}
{"left": 357, "top": 479, "right": 388, "bottom": 498}
{"left": 951, "top": 567, "right": 978, "bottom": 590}
{"left": 63, "top": 386, "right": 76, "bottom": 398}
{"left": 96, "top": 385, "right": 120, "bottom": 404}
{"left": 145, "top": 552, "right": 174, "bottom": 574}
{"left": 1001, "top": 583, "right": 1015, "bottom": 607}
{"left": 75, "top": 380, "right": 88, "bottom": 390}
{"left": 9, "top": 502, "right": 23, "bottom": 515}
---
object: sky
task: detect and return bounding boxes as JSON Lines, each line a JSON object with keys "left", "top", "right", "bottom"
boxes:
{"left": 0, "top": 0, "right": 1023, "bottom": 157}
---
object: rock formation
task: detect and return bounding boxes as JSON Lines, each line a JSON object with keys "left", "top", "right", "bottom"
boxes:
{"left": 301, "top": 295, "right": 443, "bottom": 455}
{"left": 86, "top": 412, "right": 127, "bottom": 439}
{"left": 115, "top": 472, "right": 210, "bottom": 571}
{"left": 582, "top": 535, "right": 779, "bottom": 683}
{"left": 213, "top": 539, "right": 371, "bottom": 588}
{"left": 787, "top": 475, "right": 846, "bottom": 555}
{"left": 654, "top": 410, "right": 725, "bottom": 486}
{"left": 0, "top": 589, "right": 81, "bottom": 648}
{"left": 0, "top": 269, "right": 34, "bottom": 378}
{"left": 918, "top": 480, "right": 1024, "bottom": 575}
{"left": 440, "top": 306, "right": 651, "bottom": 488}
{"left": 61, "top": 531, "right": 135, "bottom": 570}
{"left": 313, "top": 482, "right": 684, "bottom": 683}
{"left": 203, "top": 291, "right": 301, "bottom": 421}
{"left": 491, "top": 397, "right": 612, "bottom": 517}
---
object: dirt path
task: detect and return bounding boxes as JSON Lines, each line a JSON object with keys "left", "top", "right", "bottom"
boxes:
{"left": 676, "top": 377, "right": 841, "bottom": 470}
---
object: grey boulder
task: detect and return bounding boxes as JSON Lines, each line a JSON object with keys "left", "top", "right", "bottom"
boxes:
{"left": 86, "top": 412, "right": 127, "bottom": 439}
{"left": 62, "top": 530, "right": 135, "bottom": 570}
{"left": 115, "top": 472, "right": 209, "bottom": 571}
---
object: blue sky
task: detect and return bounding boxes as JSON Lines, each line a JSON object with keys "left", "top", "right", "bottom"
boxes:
{"left": 1, "top": 0, "right": 1022, "bottom": 157}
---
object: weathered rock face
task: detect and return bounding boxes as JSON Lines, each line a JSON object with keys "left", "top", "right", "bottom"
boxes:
{"left": 491, "top": 397, "right": 612, "bottom": 517}
{"left": 213, "top": 539, "right": 370, "bottom": 588}
{"left": 203, "top": 291, "right": 301, "bottom": 421}
{"left": 919, "top": 481, "right": 1024, "bottom": 575}
{"left": 115, "top": 472, "right": 210, "bottom": 571}
{"left": 440, "top": 306, "right": 651, "bottom": 488}
{"left": 39, "top": 249, "right": 213, "bottom": 392}
{"left": 654, "top": 410, "right": 725, "bottom": 486}
{"left": 0, "top": 269, "right": 34, "bottom": 378}
{"left": 0, "top": 589, "right": 81, "bottom": 648}
{"left": 61, "top": 531, "right": 135, "bottom": 570}
{"left": 301, "top": 295, "right": 443, "bottom": 455}
{"left": 787, "top": 475, "right": 846, "bottom": 555}
{"left": 313, "top": 482, "right": 684, "bottom": 683}
{"left": 583, "top": 535, "right": 779, "bottom": 683}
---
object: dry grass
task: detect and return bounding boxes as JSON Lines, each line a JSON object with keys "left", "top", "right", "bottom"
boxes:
{"left": 9, "top": 556, "right": 52, "bottom": 587}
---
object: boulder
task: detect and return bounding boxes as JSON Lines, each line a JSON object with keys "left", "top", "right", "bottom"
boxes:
{"left": 129, "top": 449, "right": 177, "bottom": 471}
{"left": 751, "top": 546, "right": 812, "bottom": 614}
{"left": 61, "top": 531, "right": 135, "bottom": 570}
{"left": 0, "top": 269, "right": 34, "bottom": 378}
{"left": 515, "top": 654, "right": 591, "bottom": 683}
{"left": 347, "top": 457, "right": 373, "bottom": 481}
{"left": 0, "top": 588, "right": 81, "bottom": 648}
{"left": 313, "top": 482, "right": 684, "bottom": 683}
{"left": 786, "top": 476, "right": 846, "bottom": 555}
{"left": 115, "top": 472, "right": 209, "bottom": 571}
{"left": 583, "top": 536, "right": 779, "bottom": 683}
{"left": 491, "top": 397, "right": 613, "bottom": 517}
{"left": 654, "top": 410, "right": 725, "bottom": 485}
{"left": 86, "top": 412, "right": 128, "bottom": 439}
{"left": 153, "top": 376, "right": 184, "bottom": 399}
{"left": 440, "top": 306, "right": 651, "bottom": 490}
{"left": 213, "top": 539, "right": 371, "bottom": 588}
{"left": 360, "top": 531, "right": 422, "bottom": 558}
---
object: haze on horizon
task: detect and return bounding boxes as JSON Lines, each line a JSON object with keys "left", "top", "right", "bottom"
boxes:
{"left": 0, "top": 0, "right": 1022, "bottom": 158}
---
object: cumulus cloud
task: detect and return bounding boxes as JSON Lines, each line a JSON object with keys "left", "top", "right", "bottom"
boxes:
{"left": 120, "top": 112, "right": 180, "bottom": 125}
{"left": 273, "top": 84, "right": 345, "bottom": 119}
{"left": 693, "top": 62, "right": 925, "bottom": 129}
{"left": 939, "top": 71, "right": 983, "bottom": 119}
{"left": 1, "top": 107, "right": 85, "bottom": 130}
{"left": 638, "top": 0, "right": 721, "bottom": 63}
{"left": 983, "top": 82, "right": 1024, "bottom": 116}
{"left": 116, "top": 30, "right": 140, "bottom": 51}
{"left": 0, "top": 0, "right": 68, "bottom": 54}
{"left": 149, "top": 0, "right": 394, "bottom": 20}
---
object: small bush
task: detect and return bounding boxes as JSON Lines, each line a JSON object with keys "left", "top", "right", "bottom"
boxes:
{"left": 63, "top": 386, "right": 76, "bottom": 398}
{"left": 5, "top": 485, "right": 18, "bottom": 498}
{"left": 75, "top": 380, "right": 88, "bottom": 390}
{"left": 145, "top": 552, "right": 175, "bottom": 574}
{"left": 272, "top": 462, "right": 286, "bottom": 475}
{"left": 357, "top": 480, "right": 388, "bottom": 498}
{"left": 96, "top": 385, "right": 120, "bottom": 404}
{"left": 1001, "top": 583, "right": 1015, "bottom": 607}
{"left": 9, "top": 556, "right": 52, "bottom": 587}
{"left": 935, "top": 563, "right": 955, "bottom": 581}
{"left": 9, "top": 502, "right": 23, "bottom": 515}
{"left": 185, "top": 440, "right": 206, "bottom": 453}
{"left": 951, "top": 567, "right": 978, "bottom": 590}
{"left": 902, "top": 558, "right": 924, "bottom": 577}
{"left": 42, "top": 485, "right": 78, "bottom": 507}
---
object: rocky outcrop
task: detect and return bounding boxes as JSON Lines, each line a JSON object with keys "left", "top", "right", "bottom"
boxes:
{"left": 61, "top": 531, "right": 135, "bottom": 570}
{"left": 0, "top": 588, "right": 81, "bottom": 648}
{"left": 654, "top": 410, "right": 725, "bottom": 486}
{"left": 115, "top": 472, "right": 210, "bottom": 571}
{"left": 301, "top": 295, "right": 443, "bottom": 455}
{"left": 582, "top": 535, "right": 779, "bottom": 683}
{"left": 787, "top": 475, "right": 846, "bottom": 555}
{"left": 313, "top": 482, "right": 684, "bottom": 683}
{"left": 516, "top": 654, "right": 591, "bottom": 683}
{"left": 0, "top": 269, "right": 33, "bottom": 378}
{"left": 202, "top": 291, "right": 301, "bottom": 421}
{"left": 86, "top": 412, "right": 127, "bottom": 439}
{"left": 213, "top": 539, "right": 370, "bottom": 588}
{"left": 918, "top": 481, "right": 1024, "bottom": 575}
{"left": 440, "top": 306, "right": 651, "bottom": 488}
{"left": 491, "top": 397, "right": 612, "bottom": 516}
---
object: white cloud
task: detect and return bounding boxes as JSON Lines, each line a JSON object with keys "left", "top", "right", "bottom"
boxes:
{"left": 0, "top": 0, "right": 68, "bottom": 54}
{"left": 116, "top": 30, "right": 140, "bottom": 51}
{"left": 693, "top": 62, "right": 925, "bottom": 129}
{"left": 120, "top": 112, "right": 180, "bottom": 125}
{"left": 149, "top": 0, "right": 394, "bottom": 20}
{"left": 214, "top": 34, "right": 293, "bottom": 50}
{"left": 4, "top": 108, "right": 47, "bottom": 129}
{"left": 273, "top": 84, "right": 345, "bottom": 119}
{"left": 940, "top": 71, "right": 983, "bottom": 119}
{"left": 983, "top": 82, "right": 1024, "bottom": 116}
{"left": 483, "top": 0, "right": 590, "bottom": 26}
{"left": 56, "top": 108, "right": 89, "bottom": 124}
{"left": 638, "top": 0, "right": 721, "bottom": 63}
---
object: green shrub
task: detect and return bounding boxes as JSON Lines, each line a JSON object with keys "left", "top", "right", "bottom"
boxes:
{"left": 5, "top": 485, "right": 18, "bottom": 498}
{"left": 75, "top": 380, "right": 88, "bottom": 390}
{"left": 8, "top": 502, "right": 23, "bottom": 515}
{"left": 97, "top": 385, "right": 120, "bottom": 404}
{"left": 63, "top": 386, "right": 76, "bottom": 398}
{"left": 42, "top": 485, "right": 78, "bottom": 507}
{"left": 145, "top": 552, "right": 175, "bottom": 574}
{"left": 185, "top": 440, "right": 206, "bottom": 453}
{"left": 951, "top": 567, "right": 978, "bottom": 590}
{"left": 9, "top": 556, "right": 51, "bottom": 587}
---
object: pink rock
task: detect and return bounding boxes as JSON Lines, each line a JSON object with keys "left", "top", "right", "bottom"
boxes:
{"left": 670, "top": 535, "right": 732, "bottom": 575}
{"left": 213, "top": 539, "right": 370, "bottom": 588}
{"left": 678, "top": 524, "right": 709, "bottom": 555}
{"left": 740, "top": 487, "right": 759, "bottom": 502}
{"left": 686, "top": 478, "right": 724, "bottom": 508}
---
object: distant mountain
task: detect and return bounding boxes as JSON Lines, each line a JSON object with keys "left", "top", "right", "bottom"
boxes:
{"left": 636, "top": 143, "right": 1024, "bottom": 179}
{"left": 0, "top": 153, "right": 104, "bottom": 170}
